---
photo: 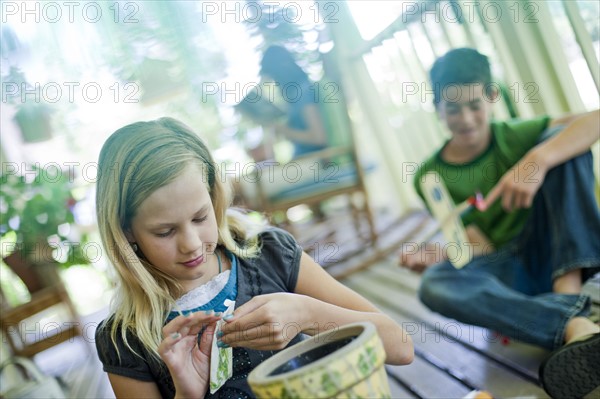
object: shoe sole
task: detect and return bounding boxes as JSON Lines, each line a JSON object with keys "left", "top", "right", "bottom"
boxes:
{"left": 539, "top": 334, "right": 600, "bottom": 398}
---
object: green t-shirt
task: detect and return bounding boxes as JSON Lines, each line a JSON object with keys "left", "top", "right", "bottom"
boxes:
{"left": 414, "top": 116, "right": 551, "bottom": 248}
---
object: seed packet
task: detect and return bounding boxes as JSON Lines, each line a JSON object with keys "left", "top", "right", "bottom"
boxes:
{"left": 210, "top": 299, "right": 235, "bottom": 393}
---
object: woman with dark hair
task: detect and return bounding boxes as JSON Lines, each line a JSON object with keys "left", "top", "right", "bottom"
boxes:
{"left": 259, "top": 45, "right": 328, "bottom": 157}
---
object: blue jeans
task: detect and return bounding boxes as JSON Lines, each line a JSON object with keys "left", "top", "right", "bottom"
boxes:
{"left": 419, "top": 150, "right": 600, "bottom": 350}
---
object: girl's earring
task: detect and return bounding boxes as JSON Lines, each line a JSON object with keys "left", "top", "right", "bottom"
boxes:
{"left": 131, "top": 243, "right": 139, "bottom": 252}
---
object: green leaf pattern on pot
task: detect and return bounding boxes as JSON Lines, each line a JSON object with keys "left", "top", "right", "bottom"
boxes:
{"left": 357, "top": 353, "right": 369, "bottom": 376}
{"left": 321, "top": 370, "right": 342, "bottom": 395}
{"left": 280, "top": 386, "right": 301, "bottom": 399}
{"left": 366, "top": 346, "right": 377, "bottom": 366}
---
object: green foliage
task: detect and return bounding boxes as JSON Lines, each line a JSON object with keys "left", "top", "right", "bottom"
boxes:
{"left": 97, "top": 2, "right": 225, "bottom": 99}
{"left": 243, "top": 0, "right": 322, "bottom": 66}
{"left": 93, "top": 1, "right": 229, "bottom": 145}
{"left": 243, "top": 0, "right": 307, "bottom": 49}
{"left": 0, "top": 165, "right": 90, "bottom": 267}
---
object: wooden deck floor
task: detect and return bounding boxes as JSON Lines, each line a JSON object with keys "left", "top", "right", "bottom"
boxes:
{"left": 28, "top": 261, "right": 554, "bottom": 399}
{"left": 298, "top": 209, "right": 599, "bottom": 398}
{"left": 342, "top": 257, "right": 550, "bottom": 398}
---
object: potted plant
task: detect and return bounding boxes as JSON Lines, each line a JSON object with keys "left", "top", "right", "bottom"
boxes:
{"left": 0, "top": 165, "right": 90, "bottom": 293}
{"left": 1, "top": 66, "right": 55, "bottom": 143}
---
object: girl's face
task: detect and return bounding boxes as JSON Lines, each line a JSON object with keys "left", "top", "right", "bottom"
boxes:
{"left": 128, "top": 162, "right": 220, "bottom": 292}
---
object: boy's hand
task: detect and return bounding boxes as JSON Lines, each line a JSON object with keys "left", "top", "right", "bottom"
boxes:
{"left": 398, "top": 226, "right": 493, "bottom": 272}
{"left": 482, "top": 152, "right": 548, "bottom": 212}
{"left": 398, "top": 243, "right": 447, "bottom": 273}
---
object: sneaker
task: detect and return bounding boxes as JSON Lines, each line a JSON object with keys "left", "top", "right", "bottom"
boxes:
{"left": 539, "top": 333, "right": 600, "bottom": 398}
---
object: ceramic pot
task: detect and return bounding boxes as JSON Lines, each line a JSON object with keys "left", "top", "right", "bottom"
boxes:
{"left": 248, "top": 321, "right": 390, "bottom": 398}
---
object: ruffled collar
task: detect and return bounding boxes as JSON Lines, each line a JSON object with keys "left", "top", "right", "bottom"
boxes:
{"left": 174, "top": 270, "right": 230, "bottom": 312}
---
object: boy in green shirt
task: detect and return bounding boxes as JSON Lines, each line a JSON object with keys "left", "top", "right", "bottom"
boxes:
{"left": 400, "top": 48, "right": 599, "bottom": 398}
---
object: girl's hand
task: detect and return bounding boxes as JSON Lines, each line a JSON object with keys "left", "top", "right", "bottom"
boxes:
{"left": 219, "top": 293, "right": 307, "bottom": 351}
{"left": 158, "top": 312, "right": 221, "bottom": 398}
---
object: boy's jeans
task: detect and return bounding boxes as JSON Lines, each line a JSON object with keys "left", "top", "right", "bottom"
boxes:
{"left": 419, "top": 148, "right": 600, "bottom": 350}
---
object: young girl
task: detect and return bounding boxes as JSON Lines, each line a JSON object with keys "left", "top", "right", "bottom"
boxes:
{"left": 94, "top": 117, "right": 413, "bottom": 398}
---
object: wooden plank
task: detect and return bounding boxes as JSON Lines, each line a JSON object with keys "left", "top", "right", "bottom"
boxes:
{"left": 346, "top": 264, "right": 548, "bottom": 379}
{"left": 324, "top": 211, "right": 433, "bottom": 279}
{"left": 343, "top": 267, "right": 550, "bottom": 398}
{"left": 386, "top": 357, "right": 471, "bottom": 398}
{"left": 367, "top": 259, "right": 550, "bottom": 376}
{"left": 384, "top": 368, "right": 419, "bottom": 399}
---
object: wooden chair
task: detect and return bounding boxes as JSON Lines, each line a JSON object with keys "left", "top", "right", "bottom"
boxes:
{"left": 0, "top": 284, "right": 85, "bottom": 358}
{"left": 239, "top": 77, "right": 377, "bottom": 245}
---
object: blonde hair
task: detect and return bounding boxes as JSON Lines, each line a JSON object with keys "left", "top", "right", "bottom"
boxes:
{"left": 96, "top": 117, "right": 261, "bottom": 361}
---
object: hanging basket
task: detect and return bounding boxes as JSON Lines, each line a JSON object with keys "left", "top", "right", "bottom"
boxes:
{"left": 13, "top": 104, "right": 53, "bottom": 143}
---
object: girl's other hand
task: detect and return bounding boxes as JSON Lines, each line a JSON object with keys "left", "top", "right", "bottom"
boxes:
{"left": 158, "top": 312, "right": 221, "bottom": 398}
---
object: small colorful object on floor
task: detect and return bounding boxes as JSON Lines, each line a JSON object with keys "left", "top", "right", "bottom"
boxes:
{"left": 463, "top": 390, "right": 494, "bottom": 399}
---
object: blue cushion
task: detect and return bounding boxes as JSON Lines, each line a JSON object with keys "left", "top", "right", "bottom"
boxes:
{"left": 270, "top": 161, "right": 376, "bottom": 203}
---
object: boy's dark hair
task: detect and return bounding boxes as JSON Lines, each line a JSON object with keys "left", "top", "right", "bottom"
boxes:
{"left": 430, "top": 48, "right": 492, "bottom": 105}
